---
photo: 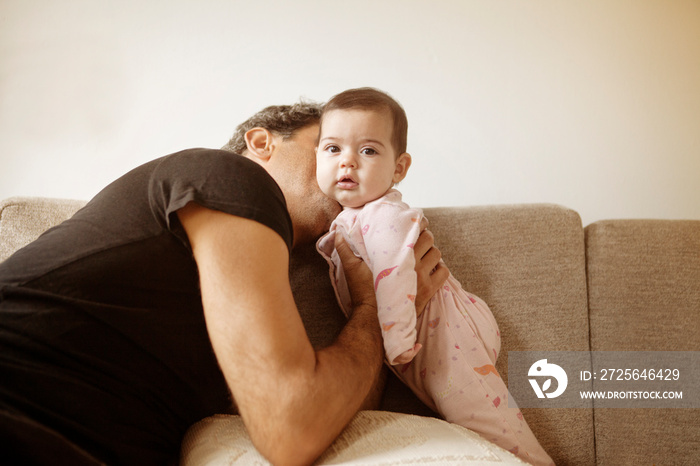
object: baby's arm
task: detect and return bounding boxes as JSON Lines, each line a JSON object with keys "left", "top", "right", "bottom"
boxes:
{"left": 360, "top": 202, "right": 424, "bottom": 365}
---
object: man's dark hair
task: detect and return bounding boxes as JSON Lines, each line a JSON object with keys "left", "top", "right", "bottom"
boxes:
{"left": 222, "top": 101, "right": 322, "bottom": 155}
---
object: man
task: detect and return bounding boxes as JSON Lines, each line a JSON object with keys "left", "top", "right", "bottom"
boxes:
{"left": 0, "top": 102, "right": 448, "bottom": 465}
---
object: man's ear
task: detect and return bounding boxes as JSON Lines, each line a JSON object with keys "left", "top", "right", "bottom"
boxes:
{"left": 244, "top": 127, "right": 275, "bottom": 161}
{"left": 393, "top": 153, "right": 412, "bottom": 183}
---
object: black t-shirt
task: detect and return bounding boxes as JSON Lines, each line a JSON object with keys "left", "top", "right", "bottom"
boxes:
{"left": 0, "top": 149, "right": 293, "bottom": 465}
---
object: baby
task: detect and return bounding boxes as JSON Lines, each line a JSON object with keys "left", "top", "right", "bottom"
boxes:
{"left": 315, "top": 88, "right": 554, "bottom": 466}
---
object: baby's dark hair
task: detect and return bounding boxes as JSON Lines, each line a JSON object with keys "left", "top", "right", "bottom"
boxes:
{"left": 222, "top": 101, "right": 322, "bottom": 155}
{"left": 322, "top": 87, "right": 408, "bottom": 155}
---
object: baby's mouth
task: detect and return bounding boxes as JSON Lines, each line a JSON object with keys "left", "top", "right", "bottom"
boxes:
{"left": 337, "top": 174, "right": 358, "bottom": 189}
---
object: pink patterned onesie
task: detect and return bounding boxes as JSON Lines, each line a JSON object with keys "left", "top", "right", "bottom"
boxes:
{"left": 316, "top": 190, "right": 554, "bottom": 466}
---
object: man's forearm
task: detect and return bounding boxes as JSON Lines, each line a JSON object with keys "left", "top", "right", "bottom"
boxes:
{"left": 350, "top": 302, "right": 389, "bottom": 411}
{"left": 334, "top": 301, "right": 383, "bottom": 363}
{"left": 246, "top": 301, "right": 383, "bottom": 466}
{"left": 360, "top": 365, "right": 388, "bottom": 411}
{"left": 305, "top": 301, "right": 384, "bottom": 443}
{"left": 320, "top": 301, "right": 384, "bottom": 403}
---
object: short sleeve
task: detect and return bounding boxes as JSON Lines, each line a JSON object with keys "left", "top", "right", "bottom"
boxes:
{"left": 148, "top": 149, "right": 293, "bottom": 252}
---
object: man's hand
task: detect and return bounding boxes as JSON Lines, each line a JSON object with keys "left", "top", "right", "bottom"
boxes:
{"left": 335, "top": 232, "right": 376, "bottom": 309}
{"left": 413, "top": 229, "right": 449, "bottom": 316}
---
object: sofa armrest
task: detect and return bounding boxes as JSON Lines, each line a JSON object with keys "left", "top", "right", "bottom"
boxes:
{"left": 586, "top": 219, "right": 700, "bottom": 351}
{"left": 585, "top": 219, "right": 700, "bottom": 466}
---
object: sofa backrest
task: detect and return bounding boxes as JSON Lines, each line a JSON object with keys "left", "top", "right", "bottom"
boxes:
{"left": 0, "top": 197, "right": 86, "bottom": 262}
{"left": 1, "top": 198, "right": 595, "bottom": 466}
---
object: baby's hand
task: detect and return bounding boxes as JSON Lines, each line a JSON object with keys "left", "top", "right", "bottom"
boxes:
{"left": 392, "top": 343, "right": 422, "bottom": 365}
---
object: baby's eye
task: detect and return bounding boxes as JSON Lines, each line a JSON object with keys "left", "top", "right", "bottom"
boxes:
{"left": 361, "top": 147, "right": 377, "bottom": 156}
{"left": 325, "top": 145, "right": 340, "bottom": 154}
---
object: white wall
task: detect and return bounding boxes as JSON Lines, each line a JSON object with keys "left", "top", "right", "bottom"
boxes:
{"left": 1, "top": 0, "right": 699, "bottom": 227}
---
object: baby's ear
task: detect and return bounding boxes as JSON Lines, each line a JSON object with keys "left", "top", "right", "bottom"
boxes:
{"left": 393, "top": 153, "right": 412, "bottom": 183}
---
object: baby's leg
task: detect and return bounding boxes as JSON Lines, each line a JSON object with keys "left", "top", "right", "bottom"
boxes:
{"left": 435, "top": 361, "right": 553, "bottom": 465}
{"left": 413, "top": 280, "right": 554, "bottom": 466}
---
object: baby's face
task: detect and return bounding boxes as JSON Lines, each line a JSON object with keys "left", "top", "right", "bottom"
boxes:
{"left": 316, "top": 108, "right": 409, "bottom": 208}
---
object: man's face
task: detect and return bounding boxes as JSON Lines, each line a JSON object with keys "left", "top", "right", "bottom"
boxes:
{"left": 271, "top": 124, "right": 342, "bottom": 246}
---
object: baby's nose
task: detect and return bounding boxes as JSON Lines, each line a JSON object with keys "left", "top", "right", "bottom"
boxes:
{"left": 339, "top": 154, "right": 358, "bottom": 168}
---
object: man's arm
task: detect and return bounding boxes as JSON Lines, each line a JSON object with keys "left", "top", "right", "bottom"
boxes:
{"left": 178, "top": 203, "right": 382, "bottom": 466}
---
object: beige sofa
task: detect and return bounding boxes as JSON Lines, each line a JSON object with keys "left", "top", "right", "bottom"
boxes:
{"left": 1, "top": 197, "right": 698, "bottom": 465}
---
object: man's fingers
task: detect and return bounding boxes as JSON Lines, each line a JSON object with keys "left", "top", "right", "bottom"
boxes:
{"left": 418, "top": 246, "right": 442, "bottom": 275}
{"left": 334, "top": 232, "right": 357, "bottom": 268}
{"left": 335, "top": 233, "right": 375, "bottom": 308}
{"left": 414, "top": 228, "right": 450, "bottom": 317}
{"left": 413, "top": 228, "right": 435, "bottom": 261}
{"left": 335, "top": 232, "right": 365, "bottom": 277}
{"left": 430, "top": 262, "right": 449, "bottom": 288}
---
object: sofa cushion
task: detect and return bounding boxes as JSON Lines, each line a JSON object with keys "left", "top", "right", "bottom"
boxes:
{"left": 180, "top": 411, "right": 527, "bottom": 465}
{"left": 585, "top": 219, "right": 700, "bottom": 466}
